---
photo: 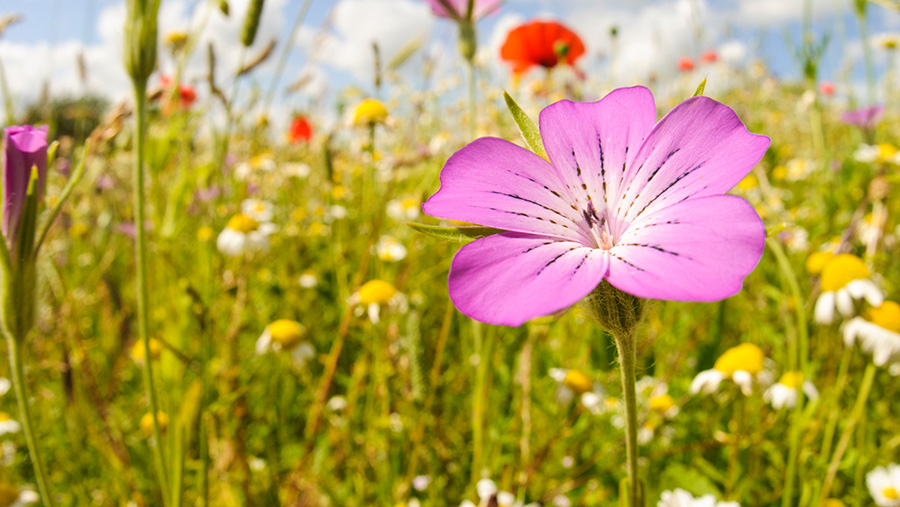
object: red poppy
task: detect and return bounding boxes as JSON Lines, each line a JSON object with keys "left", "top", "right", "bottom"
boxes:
{"left": 677, "top": 56, "right": 695, "bottom": 72}
{"left": 819, "top": 81, "right": 835, "bottom": 96}
{"left": 288, "top": 115, "right": 313, "bottom": 144}
{"left": 159, "top": 75, "right": 197, "bottom": 109}
{"left": 500, "top": 20, "right": 585, "bottom": 76}
{"left": 700, "top": 50, "right": 718, "bottom": 64}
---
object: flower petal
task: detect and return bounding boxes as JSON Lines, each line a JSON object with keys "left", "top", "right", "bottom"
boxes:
{"left": 423, "top": 137, "right": 588, "bottom": 243}
{"left": 538, "top": 87, "right": 657, "bottom": 221}
{"left": 614, "top": 96, "right": 770, "bottom": 231}
{"left": 448, "top": 232, "right": 608, "bottom": 326}
{"left": 606, "top": 195, "right": 764, "bottom": 302}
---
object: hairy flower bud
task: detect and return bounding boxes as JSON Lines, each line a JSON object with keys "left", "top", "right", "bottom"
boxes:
{"left": 582, "top": 281, "right": 646, "bottom": 339}
{"left": 123, "top": 0, "right": 161, "bottom": 86}
{"left": 457, "top": 21, "right": 477, "bottom": 63}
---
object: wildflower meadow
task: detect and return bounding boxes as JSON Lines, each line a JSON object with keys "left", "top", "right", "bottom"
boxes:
{"left": 0, "top": 0, "right": 899, "bottom": 506}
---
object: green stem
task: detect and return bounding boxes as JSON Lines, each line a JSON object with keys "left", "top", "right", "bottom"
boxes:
{"left": 470, "top": 321, "right": 491, "bottom": 486}
{"left": 5, "top": 335, "right": 55, "bottom": 507}
{"left": 855, "top": 5, "right": 876, "bottom": 105}
{"left": 132, "top": 81, "right": 171, "bottom": 507}
{"left": 821, "top": 345, "right": 853, "bottom": 461}
{"left": 615, "top": 332, "right": 641, "bottom": 507}
{"left": 262, "top": 0, "right": 314, "bottom": 114}
{"left": 817, "top": 363, "right": 876, "bottom": 505}
{"left": 466, "top": 60, "right": 476, "bottom": 139}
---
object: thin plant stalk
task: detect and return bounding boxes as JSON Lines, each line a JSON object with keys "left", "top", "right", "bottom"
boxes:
{"left": 466, "top": 60, "right": 477, "bottom": 139}
{"left": 132, "top": 80, "right": 171, "bottom": 507}
{"left": 262, "top": 0, "right": 314, "bottom": 113}
{"left": 821, "top": 345, "right": 854, "bottom": 460}
{"left": 5, "top": 335, "right": 56, "bottom": 507}
{"left": 817, "top": 363, "right": 877, "bottom": 505}
{"left": 855, "top": 3, "right": 876, "bottom": 104}
{"left": 614, "top": 332, "right": 641, "bottom": 507}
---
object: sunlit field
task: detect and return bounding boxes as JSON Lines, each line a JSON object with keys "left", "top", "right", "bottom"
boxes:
{"left": 0, "top": 0, "right": 899, "bottom": 506}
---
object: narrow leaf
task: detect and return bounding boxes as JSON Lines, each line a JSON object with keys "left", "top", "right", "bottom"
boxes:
{"left": 34, "top": 140, "right": 91, "bottom": 254}
{"left": 408, "top": 222, "right": 502, "bottom": 244}
{"left": 692, "top": 76, "right": 708, "bottom": 97}
{"left": 503, "top": 91, "right": 547, "bottom": 159}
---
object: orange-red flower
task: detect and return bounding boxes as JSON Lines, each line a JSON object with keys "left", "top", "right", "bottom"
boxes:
{"left": 700, "top": 50, "right": 718, "bottom": 64}
{"left": 500, "top": 21, "right": 585, "bottom": 76}
{"left": 159, "top": 75, "right": 197, "bottom": 109}
{"left": 288, "top": 115, "right": 313, "bottom": 143}
{"left": 677, "top": 57, "right": 695, "bottom": 72}
{"left": 819, "top": 81, "right": 835, "bottom": 96}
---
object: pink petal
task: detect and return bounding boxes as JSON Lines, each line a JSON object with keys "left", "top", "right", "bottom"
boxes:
{"left": 423, "top": 137, "right": 588, "bottom": 243}
{"left": 614, "top": 96, "right": 769, "bottom": 234}
{"left": 449, "top": 232, "right": 609, "bottom": 326}
{"left": 538, "top": 86, "right": 657, "bottom": 225}
{"left": 605, "top": 195, "right": 764, "bottom": 302}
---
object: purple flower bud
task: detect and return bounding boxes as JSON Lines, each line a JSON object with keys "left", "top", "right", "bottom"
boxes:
{"left": 3, "top": 125, "right": 48, "bottom": 248}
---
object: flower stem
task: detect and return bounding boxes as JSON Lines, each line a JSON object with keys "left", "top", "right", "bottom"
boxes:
{"left": 132, "top": 80, "right": 171, "bottom": 507}
{"left": 614, "top": 331, "right": 641, "bottom": 507}
{"left": 5, "top": 335, "right": 55, "bottom": 507}
{"left": 855, "top": 5, "right": 876, "bottom": 105}
{"left": 466, "top": 60, "right": 476, "bottom": 139}
{"left": 817, "top": 362, "right": 876, "bottom": 505}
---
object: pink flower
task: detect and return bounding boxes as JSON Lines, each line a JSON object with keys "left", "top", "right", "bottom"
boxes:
{"left": 841, "top": 105, "right": 884, "bottom": 131}
{"left": 819, "top": 81, "right": 835, "bottom": 96}
{"left": 423, "top": 0, "right": 501, "bottom": 21}
{"left": 423, "top": 87, "right": 769, "bottom": 326}
{"left": 3, "top": 125, "right": 48, "bottom": 249}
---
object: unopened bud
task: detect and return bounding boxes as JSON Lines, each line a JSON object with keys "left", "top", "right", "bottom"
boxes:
{"left": 241, "top": 0, "right": 265, "bottom": 47}
{"left": 123, "top": 0, "right": 160, "bottom": 86}
{"left": 458, "top": 21, "right": 477, "bottom": 63}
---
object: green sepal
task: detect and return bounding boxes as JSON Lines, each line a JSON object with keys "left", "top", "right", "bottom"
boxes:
{"left": 407, "top": 222, "right": 502, "bottom": 244}
{"left": 692, "top": 76, "right": 708, "bottom": 97}
{"left": 17, "top": 166, "right": 40, "bottom": 265}
{"left": 46, "top": 140, "right": 59, "bottom": 168}
{"left": 503, "top": 91, "right": 548, "bottom": 159}
{"left": 766, "top": 221, "right": 787, "bottom": 237}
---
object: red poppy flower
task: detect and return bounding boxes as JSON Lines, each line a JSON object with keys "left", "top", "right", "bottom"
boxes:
{"left": 819, "top": 81, "right": 835, "bottom": 96}
{"left": 159, "top": 75, "right": 197, "bottom": 109}
{"left": 500, "top": 21, "right": 585, "bottom": 76}
{"left": 677, "top": 56, "right": 695, "bottom": 72}
{"left": 288, "top": 115, "right": 313, "bottom": 144}
{"left": 700, "top": 50, "right": 718, "bottom": 64}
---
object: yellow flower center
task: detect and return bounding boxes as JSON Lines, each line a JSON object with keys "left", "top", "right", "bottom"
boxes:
{"left": 0, "top": 482, "right": 20, "bottom": 507}
{"left": 779, "top": 371, "right": 803, "bottom": 389}
{"left": 358, "top": 280, "right": 397, "bottom": 305}
{"left": 884, "top": 487, "right": 899, "bottom": 500}
{"left": 140, "top": 412, "right": 169, "bottom": 436}
{"left": 402, "top": 197, "right": 419, "bottom": 210}
{"left": 562, "top": 370, "right": 593, "bottom": 394}
{"left": 878, "top": 143, "right": 898, "bottom": 160}
{"left": 131, "top": 339, "right": 163, "bottom": 362}
{"left": 865, "top": 301, "right": 900, "bottom": 333}
{"left": 268, "top": 319, "right": 304, "bottom": 349}
{"left": 649, "top": 393, "right": 676, "bottom": 413}
{"left": 197, "top": 226, "right": 214, "bottom": 241}
{"left": 0, "top": 412, "right": 9, "bottom": 422}
{"left": 820, "top": 254, "right": 869, "bottom": 292}
{"left": 737, "top": 174, "right": 758, "bottom": 191}
{"left": 353, "top": 98, "right": 388, "bottom": 126}
{"left": 714, "top": 343, "right": 765, "bottom": 376}
{"left": 806, "top": 251, "right": 835, "bottom": 275}
{"left": 227, "top": 213, "right": 259, "bottom": 233}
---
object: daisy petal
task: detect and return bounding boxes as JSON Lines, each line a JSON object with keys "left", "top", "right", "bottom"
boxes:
{"left": 616, "top": 96, "right": 770, "bottom": 229}
{"left": 538, "top": 86, "right": 657, "bottom": 215}
{"left": 448, "top": 232, "right": 609, "bottom": 326}
{"left": 606, "top": 195, "right": 764, "bottom": 301}
{"left": 424, "top": 137, "right": 586, "bottom": 242}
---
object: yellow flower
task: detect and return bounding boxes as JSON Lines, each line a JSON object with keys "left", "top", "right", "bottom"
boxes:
{"left": 227, "top": 213, "right": 260, "bottom": 233}
{"left": 131, "top": 338, "right": 163, "bottom": 363}
{"left": 649, "top": 393, "right": 676, "bottom": 413}
{"left": 779, "top": 371, "right": 803, "bottom": 388}
{"left": 806, "top": 251, "right": 835, "bottom": 275}
{"left": 140, "top": 412, "right": 169, "bottom": 437}
{"left": 164, "top": 31, "right": 188, "bottom": 52}
{"left": 820, "top": 254, "right": 869, "bottom": 292}
{"left": 562, "top": 370, "right": 593, "bottom": 395}
{"left": 866, "top": 301, "right": 900, "bottom": 333}
{"left": 714, "top": 343, "right": 765, "bottom": 375}
{"left": 197, "top": 226, "right": 215, "bottom": 241}
{"left": 267, "top": 319, "right": 305, "bottom": 349}
{"left": 737, "top": 173, "right": 759, "bottom": 191}
{"left": 358, "top": 280, "right": 397, "bottom": 306}
{"left": 815, "top": 254, "right": 884, "bottom": 323}
{"left": 353, "top": 98, "right": 388, "bottom": 126}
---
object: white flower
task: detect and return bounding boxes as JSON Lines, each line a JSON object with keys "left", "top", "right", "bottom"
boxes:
{"left": 327, "top": 205, "right": 347, "bottom": 221}
{"left": 255, "top": 320, "right": 314, "bottom": 366}
{"left": 298, "top": 271, "right": 318, "bottom": 288}
{"left": 690, "top": 369, "right": 726, "bottom": 395}
{"left": 814, "top": 254, "right": 882, "bottom": 324}
{"left": 867, "top": 463, "right": 900, "bottom": 507}
{"left": 690, "top": 344, "right": 769, "bottom": 396}
{"left": 476, "top": 479, "right": 498, "bottom": 501}
{"left": 13, "top": 490, "right": 39, "bottom": 506}
{"left": 548, "top": 368, "right": 606, "bottom": 413}
{"left": 0, "top": 413, "right": 21, "bottom": 435}
{"left": 412, "top": 475, "right": 432, "bottom": 492}
{"left": 376, "top": 235, "right": 408, "bottom": 262}
{"left": 326, "top": 396, "right": 347, "bottom": 411}
{"left": 348, "top": 280, "right": 408, "bottom": 324}
{"left": 843, "top": 301, "right": 900, "bottom": 367}
{"left": 216, "top": 213, "right": 277, "bottom": 258}
{"left": 282, "top": 162, "right": 311, "bottom": 179}
{"left": 386, "top": 196, "right": 421, "bottom": 222}
{"left": 658, "top": 488, "right": 739, "bottom": 507}
{"left": 241, "top": 199, "right": 275, "bottom": 222}
{"left": 0, "top": 378, "right": 9, "bottom": 396}
{"left": 763, "top": 372, "right": 818, "bottom": 409}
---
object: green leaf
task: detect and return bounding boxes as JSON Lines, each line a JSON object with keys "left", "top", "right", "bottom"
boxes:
{"left": 407, "top": 222, "right": 502, "bottom": 244}
{"left": 503, "top": 91, "right": 547, "bottom": 159}
{"left": 34, "top": 140, "right": 91, "bottom": 255}
{"left": 46, "top": 140, "right": 59, "bottom": 168}
{"left": 766, "top": 221, "right": 788, "bottom": 237}
{"left": 692, "top": 76, "right": 708, "bottom": 97}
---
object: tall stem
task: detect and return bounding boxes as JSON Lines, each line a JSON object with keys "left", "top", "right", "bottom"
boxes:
{"left": 817, "top": 363, "right": 876, "bottom": 505}
{"left": 466, "top": 60, "right": 476, "bottom": 139}
{"left": 615, "top": 332, "right": 640, "bottom": 507}
{"left": 132, "top": 81, "right": 171, "bottom": 506}
{"left": 6, "top": 335, "right": 55, "bottom": 507}
{"left": 855, "top": 5, "right": 876, "bottom": 105}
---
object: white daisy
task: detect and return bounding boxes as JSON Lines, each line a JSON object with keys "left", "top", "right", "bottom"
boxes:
{"left": 216, "top": 213, "right": 277, "bottom": 258}
{"left": 0, "top": 413, "right": 20, "bottom": 435}
{"left": 240, "top": 198, "right": 275, "bottom": 222}
{"left": 255, "top": 319, "right": 315, "bottom": 366}
{"left": 386, "top": 196, "right": 422, "bottom": 222}
{"left": 763, "top": 371, "right": 819, "bottom": 409}
{"left": 867, "top": 463, "right": 900, "bottom": 507}
{"left": 375, "top": 235, "right": 408, "bottom": 262}
{"left": 658, "top": 488, "right": 739, "bottom": 507}
{"left": 814, "top": 254, "right": 882, "bottom": 324}
{"left": 691, "top": 344, "right": 769, "bottom": 396}
{"left": 348, "top": 280, "right": 408, "bottom": 324}
{"left": 843, "top": 301, "right": 900, "bottom": 367}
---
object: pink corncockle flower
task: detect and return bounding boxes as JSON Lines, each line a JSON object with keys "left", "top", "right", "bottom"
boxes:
{"left": 3, "top": 125, "right": 48, "bottom": 249}
{"left": 841, "top": 105, "right": 884, "bottom": 130}
{"left": 424, "top": 86, "right": 769, "bottom": 326}
{"left": 423, "top": 0, "right": 501, "bottom": 20}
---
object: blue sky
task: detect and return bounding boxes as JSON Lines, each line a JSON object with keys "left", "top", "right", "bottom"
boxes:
{"left": 1, "top": 0, "right": 899, "bottom": 125}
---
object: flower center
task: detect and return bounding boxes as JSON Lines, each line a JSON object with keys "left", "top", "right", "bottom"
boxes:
{"left": 268, "top": 319, "right": 304, "bottom": 349}
{"left": 714, "top": 343, "right": 765, "bottom": 376}
{"left": 779, "top": 371, "right": 803, "bottom": 389}
{"left": 563, "top": 370, "right": 593, "bottom": 394}
{"left": 358, "top": 280, "right": 397, "bottom": 305}
{"left": 865, "top": 301, "right": 900, "bottom": 333}
{"left": 0, "top": 412, "right": 9, "bottom": 422}
{"left": 649, "top": 393, "right": 675, "bottom": 413}
{"left": 582, "top": 201, "right": 615, "bottom": 250}
{"left": 227, "top": 213, "right": 259, "bottom": 233}
{"left": 820, "top": 254, "right": 869, "bottom": 292}
{"left": 884, "top": 487, "right": 899, "bottom": 500}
